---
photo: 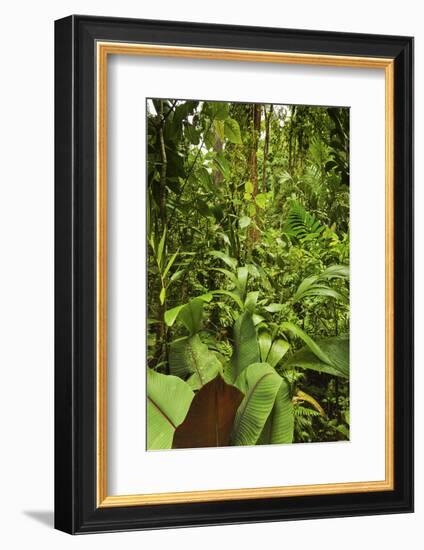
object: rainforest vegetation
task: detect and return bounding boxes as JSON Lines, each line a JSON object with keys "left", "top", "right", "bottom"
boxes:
{"left": 146, "top": 98, "right": 350, "bottom": 450}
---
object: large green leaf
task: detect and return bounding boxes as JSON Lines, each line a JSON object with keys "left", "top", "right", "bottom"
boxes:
{"left": 284, "top": 336, "right": 349, "bottom": 379}
{"left": 280, "top": 322, "right": 334, "bottom": 366}
{"left": 236, "top": 266, "right": 249, "bottom": 300}
{"left": 212, "top": 289, "right": 244, "bottom": 309}
{"left": 258, "top": 330, "right": 272, "bottom": 363}
{"left": 244, "top": 291, "right": 259, "bottom": 313}
{"left": 231, "top": 363, "right": 282, "bottom": 446}
{"left": 147, "top": 369, "right": 194, "bottom": 450}
{"left": 239, "top": 216, "right": 251, "bottom": 229}
{"left": 169, "top": 334, "right": 222, "bottom": 389}
{"left": 211, "top": 265, "right": 249, "bottom": 300}
{"left": 231, "top": 311, "right": 260, "bottom": 379}
{"left": 178, "top": 299, "right": 205, "bottom": 334}
{"left": 258, "top": 379, "right": 294, "bottom": 445}
{"left": 164, "top": 294, "right": 213, "bottom": 330}
{"left": 266, "top": 339, "right": 290, "bottom": 368}
{"left": 211, "top": 267, "right": 239, "bottom": 288}
{"left": 320, "top": 264, "right": 349, "bottom": 280}
{"left": 173, "top": 375, "right": 244, "bottom": 448}
{"left": 206, "top": 101, "right": 229, "bottom": 121}
{"left": 258, "top": 331, "right": 289, "bottom": 367}
{"left": 293, "top": 264, "right": 349, "bottom": 303}
{"left": 224, "top": 118, "right": 243, "bottom": 144}
{"left": 293, "top": 277, "right": 343, "bottom": 302}
{"left": 209, "top": 250, "right": 237, "bottom": 270}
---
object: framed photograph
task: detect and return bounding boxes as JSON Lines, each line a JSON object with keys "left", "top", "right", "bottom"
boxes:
{"left": 54, "top": 15, "right": 413, "bottom": 534}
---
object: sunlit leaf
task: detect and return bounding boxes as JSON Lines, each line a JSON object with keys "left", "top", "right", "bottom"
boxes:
{"left": 258, "top": 330, "right": 272, "bottom": 363}
{"left": 159, "top": 287, "right": 166, "bottom": 305}
{"left": 266, "top": 339, "right": 290, "bottom": 368}
{"left": 239, "top": 216, "right": 251, "bottom": 229}
{"left": 231, "top": 363, "right": 282, "bottom": 445}
{"left": 214, "top": 119, "right": 225, "bottom": 140}
{"left": 147, "top": 369, "right": 194, "bottom": 450}
{"left": 224, "top": 118, "right": 243, "bottom": 144}
{"left": 169, "top": 334, "right": 222, "bottom": 388}
{"left": 258, "top": 379, "right": 294, "bottom": 444}
{"left": 231, "top": 311, "right": 260, "bottom": 379}
{"left": 236, "top": 266, "right": 249, "bottom": 299}
{"left": 162, "top": 249, "right": 179, "bottom": 279}
{"left": 157, "top": 228, "right": 167, "bottom": 270}
{"left": 244, "top": 291, "right": 259, "bottom": 313}
{"left": 264, "top": 303, "right": 285, "bottom": 313}
{"left": 164, "top": 294, "right": 213, "bottom": 328}
{"left": 212, "top": 289, "right": 244, "bottom": 309}
{"left": 209, "top": 250, "right": 238, "bottom": 270}
{"left": 280, "top": 322, "right": 334, "bottom": 366}
{"left": 245, "top": 181, "right": 253, "bottom": 194}
{"left": 283, "top": 335, "right": 349, "bottom": 379}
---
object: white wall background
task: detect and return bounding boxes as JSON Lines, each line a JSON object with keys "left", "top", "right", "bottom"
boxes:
{"left": 0, "top": 0, "right": 420, "bottom": 547}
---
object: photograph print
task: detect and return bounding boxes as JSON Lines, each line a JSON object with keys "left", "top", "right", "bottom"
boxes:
{"left": 146, "top": 98, "right": 350, "bottom": 451}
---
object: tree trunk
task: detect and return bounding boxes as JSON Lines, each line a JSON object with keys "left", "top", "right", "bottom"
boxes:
{"left": 248, "top": 104, "right": 261, "bottom": 247}
{"left": 262, "top": 104, "right": 273, "bottom": 192}
{"left": 155, "top": 100, "right": 169, "bottom": 371}
{"left": 158, "top": 101, "right": 168, "bottom": 233}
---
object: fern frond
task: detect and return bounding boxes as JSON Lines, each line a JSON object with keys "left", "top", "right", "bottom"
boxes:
{"left": 284, "top": 201, "right": 325, "bottom": 241}
{"left": 294, "top": 405, "right": 321, "bottom": 417}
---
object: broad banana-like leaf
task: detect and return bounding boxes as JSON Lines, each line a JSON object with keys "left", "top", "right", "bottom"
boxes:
{"left": 284, "top": 336, "right": 349, "bottom": 379}
{"left": 231, "top": 311, "right": 260, "bottom": 379}
{"left": 236, "top": 266, "right": 249, "bottom": 300}
{"left": 258, "top": 330, "right": 272, "bottom": 363}
{"left": 173, "top": 375, "right": 244, "bottom": 448}
{"left": 178, "top": 299, "right": 205, "bottom": 334}
{"left": 244, "top": 291, "right": 259, "bottom": 312}
{"left": 320, "top": 264, "right": 349, "bottom": 279}
{"left": 209, "top": 250, "right": 237, "bottom": 270}
{"left": 231, "top": 363, "right": 282, "bottom": 446}
{"left": 211, "top": 267, "right": 239, "bottom": 288}
{"left": 169, "top": 334, "right": 222, "bottom": 389}
{"left": 211, "top": 266, "right": 250, "bottom": 302}
{"left": 252, "top": 313, "right": 265, "bottom": 326}
{"left": 294, "top": 285, "right": 344, "bottom": 302}
{"left": 280, "top": 322, "right": 334, "bottom": 366}
{"left": 293, "top": 264, "right": 348, "bottom": 303}
{"left": 266, "top": 339, "right": 290, "bottom": 368}
{"left": 258, "top": 378, "right": 294, "bottom": 444}
{"left": 212, "top": 289, "right": 244, "bottom": 309}
{"left": 164, "top": 294, "right": 212, "bottom": 330}
{"left": 258, "top": 331, "right": 290, "bottom": 367}
{"left": 147, "top": 369, "right": 194, "bottom": 450}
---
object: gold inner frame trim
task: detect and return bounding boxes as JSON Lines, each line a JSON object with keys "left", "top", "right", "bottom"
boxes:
{"left": 96, "top": 41, "right": 395, "bottom": 508}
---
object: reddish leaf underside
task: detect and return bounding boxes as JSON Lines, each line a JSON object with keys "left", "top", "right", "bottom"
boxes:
{"left": 172, "top": 376, "right": 244, "bottom": 449}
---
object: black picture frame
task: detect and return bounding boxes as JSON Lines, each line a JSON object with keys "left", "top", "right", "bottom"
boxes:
{"left": 55, "top": 14, "right": 414, "bottom": 534}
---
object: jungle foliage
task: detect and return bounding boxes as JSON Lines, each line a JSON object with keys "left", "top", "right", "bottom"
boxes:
{"left": 146, "top": 98, "right": 350, "bottom": 450}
